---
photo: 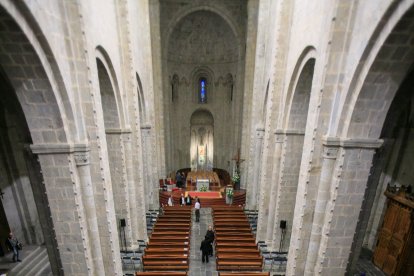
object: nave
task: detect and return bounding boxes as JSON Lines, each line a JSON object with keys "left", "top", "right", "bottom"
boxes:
{"left": 128, "top": 205, "right": 278, "bottom": 276}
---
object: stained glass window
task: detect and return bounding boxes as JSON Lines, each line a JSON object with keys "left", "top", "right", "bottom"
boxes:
{"left": 199, "top": 78, "right": 207, "bottom": 103}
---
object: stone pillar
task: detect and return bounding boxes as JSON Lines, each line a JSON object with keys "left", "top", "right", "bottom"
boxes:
{"left": 23, "top": 145, "right": 61, "bottom": 275}
{"left": 304, "top": 139, "right": 339, "bottom": 274}
{"left": 265, "top": 130, "right": 284, "bottom": 246}
{"left": 105, "top": 129, "right": 134, "bottom": 250}
{"left": 31, "top": 143, "right": 105, "bottom": 275}
{"left": 73, "top": 145, "right": 105, "bottom": 275}
{"left": 247, "top": 127, "right": 265, "bottom": 210}
{"left": 311, "top": 138, "right": 382, "bottom": 275}
{"left": 141, "top": 125, "right": 153, "bottom": 210}
{"left": 269, "top": 130, "right": 305, "bottom": 251}
{"left": 122, "top": 130, "right": 140, "bottom": 248}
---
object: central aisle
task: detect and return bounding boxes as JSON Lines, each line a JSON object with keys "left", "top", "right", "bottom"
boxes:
{"left": 189, "top": 207, "right": 218, "bottom": 276}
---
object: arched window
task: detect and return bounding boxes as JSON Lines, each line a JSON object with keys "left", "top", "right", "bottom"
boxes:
{"left": 199, "top": 77, "right": 207, "bottom": 103}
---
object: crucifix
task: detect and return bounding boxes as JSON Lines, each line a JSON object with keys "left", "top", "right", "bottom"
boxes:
{"left": 232, "top": 148, "right": 245, "bottom": 175}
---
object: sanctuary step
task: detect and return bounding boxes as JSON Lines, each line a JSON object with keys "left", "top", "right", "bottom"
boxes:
{"left": 159, "top": 190, "right": 246, "bottom": 208}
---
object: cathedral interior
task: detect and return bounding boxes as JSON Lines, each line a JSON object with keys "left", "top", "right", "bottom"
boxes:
{"left": 0, "top": 0, "right": 413, "bottom": 275}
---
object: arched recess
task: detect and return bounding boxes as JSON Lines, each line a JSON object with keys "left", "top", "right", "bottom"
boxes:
{"left": 96, "top": 47, "right": 126, "bottom": 127}
{"left": 0, "top": 2, "right": 80, "bottom": 274}
{"left": 190, "top": 109, "right": 214, "bottom": 171}
{"left": 272, "top": 57, "right": 316, "bottom": 251}
{"left": 163, "top": 5, "right": 242, "bottom": 60}
{"left": 191, "top": 66, "right": 215, "bottom": 104}
{"left": 163, "top": 6, "right": 241, "bottom": 173}
{"left": 96, "top": 55, "right": 133, "bottom": 248}
{"left": 336, "top": 3, "right": 414, "bottom": 274}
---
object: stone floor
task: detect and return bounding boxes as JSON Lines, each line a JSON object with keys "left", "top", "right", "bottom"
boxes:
{"left": 189, "top": 207, "right": 218, "bottom": 276}
{"left": 353, "top": 248, "right": 385, "bottom": 276}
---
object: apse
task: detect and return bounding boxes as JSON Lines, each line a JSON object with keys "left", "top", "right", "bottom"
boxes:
{"left": 190, "top": 109, "right": 214, "bottom": 171}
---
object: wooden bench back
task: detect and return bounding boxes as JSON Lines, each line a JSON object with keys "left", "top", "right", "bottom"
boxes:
{"left": 137, "top": 272, "right": 187, "bottom": 276}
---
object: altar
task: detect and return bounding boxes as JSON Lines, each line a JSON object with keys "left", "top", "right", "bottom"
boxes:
{"left": 196, "top": 179, "right": 210, "bottom": 191}
{"left": 186, "top": 170, "right": 220, "bottom": 191}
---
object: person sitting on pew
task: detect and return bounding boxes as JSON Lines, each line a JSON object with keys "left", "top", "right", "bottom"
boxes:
{"left": 200, "top": 238, "right": 210, "bottom": 263}
{"left": 205, "top": 225, "right": 215, "bottom": 256}
{"left": 180, "top": 193, "right": 185, "bottom": 206}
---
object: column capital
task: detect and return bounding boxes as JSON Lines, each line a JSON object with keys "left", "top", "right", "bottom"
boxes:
{"left": 30, "top": 143, "right": 89, "bottom": 154}
{"left": 105, "top": 128, "right": 132, "bottom": 134}
{"left": 256, "top": 127, "right": 265, "bottom": 138}
{"left": 322, "top": 136, "right": 383, "bottom": 149}
{"left": 140, "top": 124, "right": 152, "bottom": 130}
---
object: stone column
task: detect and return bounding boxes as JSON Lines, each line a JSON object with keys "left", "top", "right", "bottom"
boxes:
{"left": 312, "top": 138, "right": 382, "bottom": 275}
{"left": 73, "top": 145, "right": 105, "bottom": 275}
{"left": 141, "top": 125, "right": 153, "bottom": 210}
{"left": 304, "top": 138, "right": 339, "bottom": 274}
{"left": 247, "top": 127, "right": 265, "bottom": 210}
{"left": 265, "top": 130, "right": 284, "bottom": 246}
{"left": 105, "top": 129, "right": 134, "bottom": 250}
{"left": 122, "top": 130, "right": 140, "bottom": 249}
{"left": 31, "top": 143, "right": 105, "bottom": 275}
{"left": 269, "top": 130, "right": 305, "bottom": 251}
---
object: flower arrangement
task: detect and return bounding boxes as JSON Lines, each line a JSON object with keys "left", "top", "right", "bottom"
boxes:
{"left": 231, "top": 173, "right": 240, "bottom": 183}
{"left": 226, "top": 188, "right": 234, "bottom": 199}
{"left": 199, "top": 185, "right": 208, "bottom": 192}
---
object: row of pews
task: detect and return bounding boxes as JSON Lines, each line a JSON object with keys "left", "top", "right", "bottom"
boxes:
{"left": 137, "top": 206, "right": 192, "bottom": 276}
{"left": 213, "top": 206, "right": 265, "bottom": 272}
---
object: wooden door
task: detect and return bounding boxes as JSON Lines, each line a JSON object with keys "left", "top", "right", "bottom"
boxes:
{"left": 373, "top": 200, "right": 412, "bottom": 275}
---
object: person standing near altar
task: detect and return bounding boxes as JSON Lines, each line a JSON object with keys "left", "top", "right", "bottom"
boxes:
{"left": 185, "top": 194, "right": 192, "bottom": 206}
{"left": 180, "top": 193, "right": 185, "bottom": 206}
{"left": 168, "top": 195, "right": 173, "bottom": 206}
{"left": 195, "top": 198, "right": 201, "bottom": 222}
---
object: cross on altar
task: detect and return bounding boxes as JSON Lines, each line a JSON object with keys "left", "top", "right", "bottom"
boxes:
{"left": 232, "top": 148, "right": 245, "bottom": 174}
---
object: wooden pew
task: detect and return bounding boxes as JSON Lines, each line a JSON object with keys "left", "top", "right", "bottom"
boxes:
{"left": 145, "top": 248, "right": 189, "bottom": 255}
{"left": 214, "top": 222, "right": 251, "bottom": 227}
{"left": 215, "top": 242, "right": 258, "bottom": 249}
{"left": 144, "top": 264, "right": 189, "bottom": 271}
{"left": 213, "top": 207, "right": 263, "bottom": 272}
{"left": 217, "top": 259, "right": 263, "bottom": 271}
{"left": 156, "top": 218, "right": 190, "bottom": 222}
{"left": 149, "top": 236, "right": 190, "bottom": 242}
{"left": 143, "top": 205, "right": 192, "bottom": 273}
{"left": 143, "top": 255, "right": 188, "bottom": 262}
{"left": 155, "top": 222, "right": 191, "bottom": 227}
{"left": 216, "top": 236, "right": 256, "bottom": 243}
{"left": 216, "top": 248, "right": 260, "bottom": 254}
{"left": 137, "top": 272, "right": 187, "bottom": 276}
{"left": 215, "top": 227, "right": 252, "bottom": 233}
{"left": 151, "top": 231, "right": 190, "bottom": 237}
{"left": 215, "top": 233, "right": 254, "bottom": 238}
{"left": 219, "top": 273, "right": 269, "bottom": 276}
{"left": 218, "top": 254, "right": 263, "bottom": 260}
{"left": 147, "top": 241, "right": 190, "bottom": 248}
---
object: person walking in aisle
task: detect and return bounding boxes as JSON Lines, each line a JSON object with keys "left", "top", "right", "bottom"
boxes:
{"left": 195, "top": 198, "right": 201, "bottom": 222}
{"left": 200, "top": 238, "right": 210, "bottom": 263}
{"left": 205, "top": 225, "right": 215, "bottom": 256}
